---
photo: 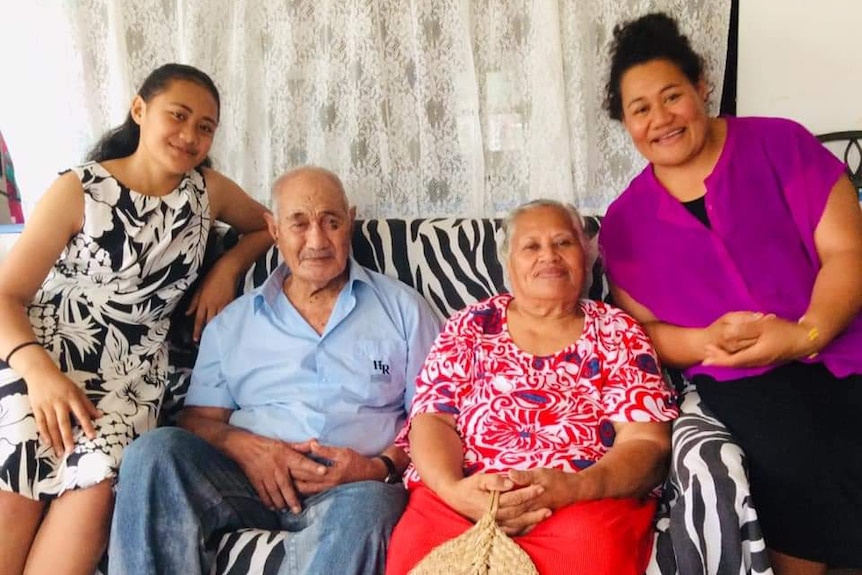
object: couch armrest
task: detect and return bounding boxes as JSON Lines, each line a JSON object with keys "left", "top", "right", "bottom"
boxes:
{"left": 646, "top": 386, "right": 770, "bottom": 575}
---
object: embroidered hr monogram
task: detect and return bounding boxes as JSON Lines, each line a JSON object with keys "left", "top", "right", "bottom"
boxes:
{"left": 373, "top": 360, "right": 390, "bottom": 375}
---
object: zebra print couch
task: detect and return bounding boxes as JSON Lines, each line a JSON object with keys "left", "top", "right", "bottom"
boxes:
{"left": 157, "top": 217, "right": 772, "bottom": 575}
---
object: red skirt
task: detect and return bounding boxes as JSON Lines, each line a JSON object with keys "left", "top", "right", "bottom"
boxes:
{"left": 385, "top": 485, "right": 657, "bottom": 575}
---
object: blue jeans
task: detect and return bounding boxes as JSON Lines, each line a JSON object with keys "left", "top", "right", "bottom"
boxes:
{"left": 109, "top": 427, "right": 408, "bottom": 575}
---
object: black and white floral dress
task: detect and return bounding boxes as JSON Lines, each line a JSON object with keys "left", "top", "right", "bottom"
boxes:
{"left": 0, "top": 162, "right": 211, "bottom": 500}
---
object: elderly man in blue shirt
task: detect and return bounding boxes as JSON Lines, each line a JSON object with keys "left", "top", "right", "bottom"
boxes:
{"left": 109, "top": 166, "right": 441, "bottom": 575}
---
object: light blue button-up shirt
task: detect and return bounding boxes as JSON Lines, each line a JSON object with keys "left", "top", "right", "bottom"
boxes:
{"left": 186, "top": 259, "right": 441, "bottom": 456}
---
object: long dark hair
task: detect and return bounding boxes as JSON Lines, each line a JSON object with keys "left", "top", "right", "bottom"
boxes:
{"left": 604, "top": 12, "right": 705, "bottom": 121}
{"left": 86, "top": 63, "right": 221, "bottom": 167}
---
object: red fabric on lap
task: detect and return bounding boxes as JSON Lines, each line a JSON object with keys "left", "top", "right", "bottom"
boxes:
{"left": 385, "top": 484, "right": 657, "bottom": 575}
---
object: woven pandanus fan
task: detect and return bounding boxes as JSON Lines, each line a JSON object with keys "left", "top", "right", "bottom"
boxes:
{"left": 409, "top": 490, "right": 540, "bottom": 575}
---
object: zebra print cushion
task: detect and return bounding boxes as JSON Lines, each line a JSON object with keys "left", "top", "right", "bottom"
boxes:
{"left": 647, "top": 385, "right": 772, "bottom": 575}
{"left": 239, "top": 218, "right": 607, "bottom": 318}
{"left": 242, "top": 218, "right": 508, "bottom": 320}
{"left": 160, "top": 218, "right": 770, "bottom": 575}
{"left": 212, "top": 530, "right": 286, "bottom": 575}
{"left": 207, "top": 390, "right": 771, "bottom": 575}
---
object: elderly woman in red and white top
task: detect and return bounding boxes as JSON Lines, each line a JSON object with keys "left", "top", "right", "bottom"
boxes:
{"left": 384, "top": 200, "right": 678, "bottom": 575}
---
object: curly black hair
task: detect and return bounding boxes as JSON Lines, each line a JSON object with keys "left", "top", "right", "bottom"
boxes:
{"left": 604, "top": 12, "right": 704, "bottom": 121}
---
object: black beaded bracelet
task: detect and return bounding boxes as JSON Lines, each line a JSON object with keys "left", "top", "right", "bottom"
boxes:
{"left": 4, "top": 340, "right": 41, "bottom": 365}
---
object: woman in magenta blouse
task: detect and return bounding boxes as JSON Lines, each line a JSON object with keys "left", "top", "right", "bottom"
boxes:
{"left": 599, "top": 12, "right": 862, "bottom": 575}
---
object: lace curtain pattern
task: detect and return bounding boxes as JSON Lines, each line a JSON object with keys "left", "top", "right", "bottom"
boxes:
{"left": 57, "top": 1, "right": 728, "bottom": 217}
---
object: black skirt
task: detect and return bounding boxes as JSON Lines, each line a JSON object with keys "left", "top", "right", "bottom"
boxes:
{"left": 694, "top": 362, "right": 862, "bottom": 568}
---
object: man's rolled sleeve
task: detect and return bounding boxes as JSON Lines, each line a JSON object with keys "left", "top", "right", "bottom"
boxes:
{"left": 185, "top": 316, "right": 239, "bottom": 410}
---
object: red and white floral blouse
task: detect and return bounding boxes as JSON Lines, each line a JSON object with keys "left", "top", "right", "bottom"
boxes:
{"left": 399, "top": 293, "right": 678, "bottom": 489}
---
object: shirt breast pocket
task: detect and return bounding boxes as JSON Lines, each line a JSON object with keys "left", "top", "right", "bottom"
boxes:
{"left": 354, "top": 339, "right": 408, "bottom": 405}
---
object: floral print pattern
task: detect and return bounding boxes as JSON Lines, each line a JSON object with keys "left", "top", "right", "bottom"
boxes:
{"left": 0, "top": 162, "right": 210, "bottom": 499}
{"left": 399, "top": 294, "right": 678, "bottom": 489}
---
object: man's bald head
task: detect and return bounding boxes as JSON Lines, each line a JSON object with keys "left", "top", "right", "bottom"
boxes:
{"left": 270, "top": 166, "right": 349, "bottom": 218}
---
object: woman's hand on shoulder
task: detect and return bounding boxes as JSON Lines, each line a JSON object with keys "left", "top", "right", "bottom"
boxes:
{"left": 185, "top": 261, "right": 237, "bottom": 341}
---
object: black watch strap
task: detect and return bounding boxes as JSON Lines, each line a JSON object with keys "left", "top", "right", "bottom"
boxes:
{"left": 376, "top": 454, "right": 400, "bottom": 484}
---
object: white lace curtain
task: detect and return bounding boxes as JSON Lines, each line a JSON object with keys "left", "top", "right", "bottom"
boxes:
{"left": 2, "top": 0, "right": 729, "bottom": 218}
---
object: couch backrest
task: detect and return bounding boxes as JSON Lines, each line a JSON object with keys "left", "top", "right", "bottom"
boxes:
{"left": 162, "top": 216, "right": 607, "bottom": 424}
{"left": 239, "top": 217, "right": 606, "bottom": 321}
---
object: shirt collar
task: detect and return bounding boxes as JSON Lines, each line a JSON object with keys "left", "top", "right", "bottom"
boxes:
{"left": 648, "top": 116, "right": 734, "bottom": 227}
{"left": 253, "top": 256, "right": 377, "bottom": 312}
{"left": 641, "top": 167, "right": 705, "bottom": 229}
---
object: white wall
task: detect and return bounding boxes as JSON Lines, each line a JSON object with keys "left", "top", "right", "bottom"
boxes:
{"left": 0, "top": 231, "right": 21, "bottom": 263}
{"left": 0, "top": 3, "right": 93, "bottom": 219}
{"left": 738, "top": 0, "right": 862, "bottom": 134}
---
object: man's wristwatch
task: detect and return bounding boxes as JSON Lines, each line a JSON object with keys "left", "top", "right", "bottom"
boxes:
{"left": 376, "top": 455, "right": 401, "bottom": 484}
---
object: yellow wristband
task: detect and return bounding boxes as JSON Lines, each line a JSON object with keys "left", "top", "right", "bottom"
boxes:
{"left": 798, "top": 319, "right": 820, "bottom": 359}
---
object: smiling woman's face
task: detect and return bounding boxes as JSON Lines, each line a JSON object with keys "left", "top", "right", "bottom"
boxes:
{"left": 133, "top": 79, "right": 220, "bottom": 175}
{"left": 620, "top": 58, "right": 710, "bottom": 170}
{"left": 506, "top": 205, "right": 584, "bottom": 305}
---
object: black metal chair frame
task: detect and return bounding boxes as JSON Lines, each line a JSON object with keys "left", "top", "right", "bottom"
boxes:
{"left": 817, "top": 130, "right": 862, "bottom": 195}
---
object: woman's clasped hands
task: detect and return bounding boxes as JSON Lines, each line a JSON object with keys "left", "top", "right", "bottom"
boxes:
{"left": 702, "top": 311, "right": 817, "bottom": 368}
{"left": 437, "top": 469, "right": 583, "bottom": 536}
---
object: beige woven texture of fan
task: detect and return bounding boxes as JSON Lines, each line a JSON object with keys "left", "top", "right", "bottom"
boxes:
{"left": 409, "top": 490, "right": 540, "bottom": 575}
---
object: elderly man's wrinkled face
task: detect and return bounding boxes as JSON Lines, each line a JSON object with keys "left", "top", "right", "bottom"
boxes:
{"left": 267, "top": 172, "right": 354, "bottom": 289}
{"left": 507, "top": 206, "right": 585, "bottom": 303}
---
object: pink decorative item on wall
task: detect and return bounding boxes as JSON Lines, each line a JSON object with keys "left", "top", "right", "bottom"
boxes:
{"left": 0, "top": 130, "right": 24, "bottom": 225}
